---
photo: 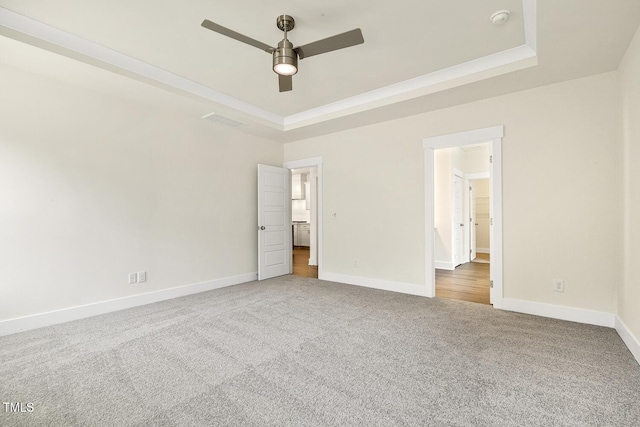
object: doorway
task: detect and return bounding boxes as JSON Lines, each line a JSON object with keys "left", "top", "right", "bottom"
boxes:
{"left": 283, "top": 157, "right": 323, "bottom": 279}
{"left": 423, "top": 126, "right": 504, "bottom": 309}
{"left": 436, "top": 175, "right": 491, "bottom": 305}
{"left": 291, "top": 166, "right": 318, "bottom": 278}
{"left": 469, "top": 178, "right": 491, "bottom": 265}
{"left": 433, "top": 149, "right": 491, "bottom": 304}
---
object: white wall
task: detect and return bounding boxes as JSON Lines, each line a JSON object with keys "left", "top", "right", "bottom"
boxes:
{"left": 0, "top": 64, "right": 282, "bottom": 322}
{"left": 465, "top": 145, "right": 491, "bottom": 173}
{"left": 291, "top": 199, "right": 310, "bottom": 222}
{"left": 451, "top": 147, "right": 464, "bottom": 173}
{"left": 284, "top": 72, "right": 621, "bottom": 313}
{"left": 619, "top": 26, "right": 640, "bottom": 345}
{"left": 434, "top": 149, "right": 453, "bottom": 266}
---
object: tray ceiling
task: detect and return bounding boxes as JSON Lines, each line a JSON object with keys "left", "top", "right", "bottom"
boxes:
{"left": 0, "top": 0, "right": 638, "bottom": 141}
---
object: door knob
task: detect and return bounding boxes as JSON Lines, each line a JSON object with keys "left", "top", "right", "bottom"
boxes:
{"left": 460, "top": 223, "right": 464, "bottom": 227}
{"left": 259, "top": 226, "right": 266, "bottom": 230}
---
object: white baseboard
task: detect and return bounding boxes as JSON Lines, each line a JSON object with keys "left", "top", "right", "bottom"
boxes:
{"left": 435, "top": 261, "right": 455, "bottom": 270}
{"left": 308, "top": 257, "right": 317, "bottom": 266}
{"left": 501, "top": 298, "right": 615, "bottom": 328}
{"left": 616, "top": 316, "right": 640, "bottom": 365}
{"left": 0, "top": 272, "right": 257, "bottom": 337}
{"left": 322, "top": 272, "right": 430, "bottom": 298}
{"left": 476, "top": 248, "right": 490, "bottom": 254}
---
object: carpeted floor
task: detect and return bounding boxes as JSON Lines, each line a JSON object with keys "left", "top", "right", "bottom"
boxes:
{"left": 1, "top": 276, "right": 639, "bottom": 426}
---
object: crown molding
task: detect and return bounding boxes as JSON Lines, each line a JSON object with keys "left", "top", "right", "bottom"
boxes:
{"left": 0, "top": 0, "right": 537, "bottom": 132}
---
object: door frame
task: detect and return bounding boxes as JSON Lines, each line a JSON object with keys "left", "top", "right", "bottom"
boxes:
{"left": 423, "top": 126, "right": 503, "bottom": 308}
{"left": 283, "top": 157, "right": 323, "bottom": 279}
{"left": 452, "top": 169, "right": 465, "bottom": 268}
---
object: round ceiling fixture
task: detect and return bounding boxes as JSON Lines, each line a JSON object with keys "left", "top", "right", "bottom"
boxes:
{"left": 490, "top": 9, "right": 511, "bottom": 26}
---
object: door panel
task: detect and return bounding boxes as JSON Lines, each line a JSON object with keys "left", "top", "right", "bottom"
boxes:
{"left": 265, "top": 250, "right": 286, "bottom": 267}
{"left": 265, "top": 230, "right": 285, "bottom": 246}
{"left": 258, "top": 164, "right": 290, "bottom": 280}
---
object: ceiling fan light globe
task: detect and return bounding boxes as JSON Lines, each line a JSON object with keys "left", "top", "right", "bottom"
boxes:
{"left": 274, "top": 63, "right": 297, "bottom": 76}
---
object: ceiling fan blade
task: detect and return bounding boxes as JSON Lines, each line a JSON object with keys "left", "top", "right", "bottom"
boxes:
{"left": 201, "top": 19, "right": 274, "bottom": 53}
{"left": 294, "top": 28, "right": 364, "bottom": 60}
{"left": 279, "top": 74, "right": 292, "bottom": 92}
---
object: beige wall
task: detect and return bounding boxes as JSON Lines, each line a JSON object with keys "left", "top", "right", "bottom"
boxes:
{"left": 434, "top": 149, "right": 453, "bottom": 265}
{"left": 0, "top": 64, "right": 282, "bottom": 321}
{"left": 285, "top": 72, "right": 621, "bottom": 313}
{"left": 464, "top": 145, "right": 491, "bottom": 174}
{"left": 451, "top": 147, "right": 465, "bottom": 173}
{"left": 619, "top": 26, "right": 640, "bottom": 340}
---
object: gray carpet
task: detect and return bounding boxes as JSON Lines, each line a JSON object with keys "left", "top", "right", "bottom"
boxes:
{"left": 1, "top": 276, "right": 639, "bottom": 426}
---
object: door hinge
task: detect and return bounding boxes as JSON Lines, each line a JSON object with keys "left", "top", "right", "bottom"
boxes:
{"left": 490, "top": 218, "right": 493, "bottom": 225}
{"left": 490, "top": 280, "right": 494, "bottom": 288}
{"left": 470, "top": 249, "right": 472, "bottom": 254}
{"left": 490, "top": 155, "right": 493, "bottom": 163}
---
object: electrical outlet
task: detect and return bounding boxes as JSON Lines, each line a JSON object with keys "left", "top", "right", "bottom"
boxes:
{"left": 138, "top": 271, "right": 147, "bottom": 283}
{"left": 553, "top": 279, "right": 564, "bottom": 293}
{"left": 128, "top": 273, "right": 137, "bottom": 284}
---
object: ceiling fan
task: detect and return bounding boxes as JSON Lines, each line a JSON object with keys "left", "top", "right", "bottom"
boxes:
{"left": 201, "top": 15, "right": 364, "bottom": 92}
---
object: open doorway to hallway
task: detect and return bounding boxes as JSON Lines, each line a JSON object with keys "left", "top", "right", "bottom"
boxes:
{"left": 291, "top": 167, "right": 318, "bottom": 279}
{"left": 434, "top": 144, "right": 491, "bottom": 305}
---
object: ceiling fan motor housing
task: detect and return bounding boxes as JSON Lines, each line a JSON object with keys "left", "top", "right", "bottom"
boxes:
{"left": 273, "top": 38, "right": 298, "bottom": 75}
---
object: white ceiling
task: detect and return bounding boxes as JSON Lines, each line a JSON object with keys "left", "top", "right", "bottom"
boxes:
{"left": 0, "top": 1, "right": 639, "bottom": 142}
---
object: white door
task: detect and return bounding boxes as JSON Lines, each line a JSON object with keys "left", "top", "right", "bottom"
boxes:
{"left": 453, "top": 174, "right": 464, "bottom": 267}
{"left": 258, "top": 164, "right": 290, "bottom": 280}
{"left": 469, "top": 180, "right": 477, "bottom": 261}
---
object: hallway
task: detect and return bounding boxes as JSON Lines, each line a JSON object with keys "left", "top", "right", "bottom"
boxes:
{"left": 292, "top": 247, "right": 318, "bottom": 278}
{"left": 436, "top": 258, "right": 490, "bottom": 305}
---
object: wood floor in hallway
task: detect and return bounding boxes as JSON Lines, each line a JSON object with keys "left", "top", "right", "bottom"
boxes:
{"left": 292, "top": 247, "right": 318, "bottom": 278}
{"left": 436, "top": 258, "right": 490, "bottom": 305}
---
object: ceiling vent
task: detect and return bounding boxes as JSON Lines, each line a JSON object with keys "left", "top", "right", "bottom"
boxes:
{"left": 202, "top": 112, "right": 245, "bottom": 127}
